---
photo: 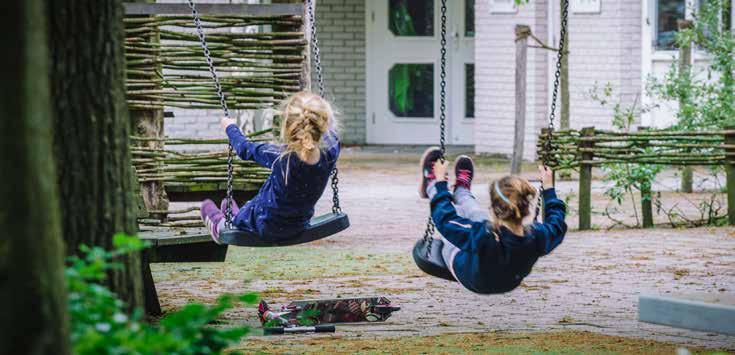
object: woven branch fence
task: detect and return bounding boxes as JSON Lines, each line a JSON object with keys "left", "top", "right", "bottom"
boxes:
{"left": 537, "top": 126, "right": 735, "bottom": 229}
{"left": 124, "top": 8, "right": 309, "bottom": 222}
{"left": 125, "top": 14, "right": 305, "bottom": 110}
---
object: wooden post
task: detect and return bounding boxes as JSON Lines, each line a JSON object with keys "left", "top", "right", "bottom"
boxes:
{"left": 512, "top": 25, "right": 530, "bottom": 175}
{"left": 638, "top": 126, "right": 654, "bottom": 228}
{"left": 559, "top": 0, "right": 570, "bottom": 130}
{"left": 678, "top": 19, "right": 695, "bottom": 193}
{"left": 725, "top": 126, "right": 735, "bottom": 225}
{"left": 578, "top": 126, "right": 595, "bottom": 230}
{"left": 129, "top": 0, "right": 169, "bottom": 220}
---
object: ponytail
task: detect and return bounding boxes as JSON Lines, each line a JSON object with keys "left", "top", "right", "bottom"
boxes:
{"left": 490, "top": 176, "right": 538, "bottom": 226}
{"left": 279, "top": 92, "right": 333, "bottom": 162}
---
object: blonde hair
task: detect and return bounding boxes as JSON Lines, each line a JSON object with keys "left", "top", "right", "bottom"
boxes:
{"left": 489, "top": 176, "right": 538, "bottom": 227}
{"left": 279, "top": 91, "right": 334, "bottom": 162}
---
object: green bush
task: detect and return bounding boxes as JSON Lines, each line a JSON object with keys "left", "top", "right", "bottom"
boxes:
{"left": 67, "top": 234, "right": 256, "bottom": 354}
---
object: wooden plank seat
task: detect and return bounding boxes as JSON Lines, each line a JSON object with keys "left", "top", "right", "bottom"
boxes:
{"left": 639, "top": 293, "right": 735, "bottom": 335}
{"left": 164, "top": 182, "right": 260, "bottom": 203}
{"left": 139, "top": 226, "right": 227, "bottom": 315}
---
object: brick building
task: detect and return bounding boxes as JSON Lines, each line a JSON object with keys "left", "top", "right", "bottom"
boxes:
{"left": 162, "top": 0, "right": 734, "bottom": 160}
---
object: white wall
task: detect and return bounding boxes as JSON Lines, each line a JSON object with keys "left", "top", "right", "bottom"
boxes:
{"left": 474, "top": 0, "right": 549, "bottom": 159}
{"left": 474, "top": 0, "right": 643, "bottom": 159}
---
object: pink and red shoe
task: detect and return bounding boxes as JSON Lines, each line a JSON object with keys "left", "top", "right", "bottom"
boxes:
{"left": 200, "top": 199, "right": 224, "bottom": 244}
{"left": 453, "top": 155, "right": 475, "bottom": 192}
{"left": 419, "top": 147, "right": 443, "bottom": 199}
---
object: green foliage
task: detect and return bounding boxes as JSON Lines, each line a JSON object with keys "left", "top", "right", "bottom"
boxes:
{"left": 648, "top": 0, "right": 735, "bottom": 130}
{"left": 67, "top": 233, "right": 257, "bottom": 355}
{"left": 590, "top": 84, "right": 663, "bottom": 226}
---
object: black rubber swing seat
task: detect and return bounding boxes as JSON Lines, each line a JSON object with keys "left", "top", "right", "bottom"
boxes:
{"left": 412, "top": 238, "right": 456, "bottom": 282}
{"left": 219, "top": 212, "right": 350, "bottom": 247}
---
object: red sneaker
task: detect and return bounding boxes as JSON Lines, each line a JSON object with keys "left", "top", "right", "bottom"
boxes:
{"left": 419, "top": 147, "right": 443, "bottom": 199}
{"left": 453, "top": 155, "right": 475, "bottom": 192}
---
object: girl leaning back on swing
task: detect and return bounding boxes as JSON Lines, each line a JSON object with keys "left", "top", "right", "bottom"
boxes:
{"left": 200, "top": 91, "right": 340, "bottom": 244}
{"left": 419, "top": 148, "right": 567, "bottom": 294}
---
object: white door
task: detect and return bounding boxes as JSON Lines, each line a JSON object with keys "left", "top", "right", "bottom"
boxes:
{"left": 366, "top": 0, "right": 475, "bottom": 145}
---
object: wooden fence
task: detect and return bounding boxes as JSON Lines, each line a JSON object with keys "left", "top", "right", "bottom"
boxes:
{"left": 123, "top": 3, "right": 309, "bottom": 210}
{"left": 537, "top": 126, "right": 735, "bottom": 229}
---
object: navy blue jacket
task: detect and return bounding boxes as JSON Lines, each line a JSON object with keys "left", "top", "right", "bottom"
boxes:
{"left": 226, "top": 124, "right": 340, "bottom": 239}
{"left": 431, "top": 182, "right": 567, "bottom": 294}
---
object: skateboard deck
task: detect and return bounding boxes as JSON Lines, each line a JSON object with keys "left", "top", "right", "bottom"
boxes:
{"left": 259, "top": 297, "right": 400, "bottom": 326}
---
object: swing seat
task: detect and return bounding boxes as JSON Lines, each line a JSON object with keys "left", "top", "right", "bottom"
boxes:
{"left": 412, "top": 238, "right": 456, "bottom": 282}
{"left": 219, "top": 212, "right": 349, "bottom": 247}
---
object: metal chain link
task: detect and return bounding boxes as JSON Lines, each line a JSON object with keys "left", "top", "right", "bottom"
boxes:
{"left": 307, "top": 0, "right": 341, "bottom": 214}
{"left": 187, "top": 0, "right": 235, "bottom": 226}
{"left": 423, "top": 0, "right": 449, "bottom": 251}
{"left": 537, "top": 0, "right": 569, "bottom": 222}
{"left": 543, "top": 0, "right": 569, "bottom": 166}
{"left": 438, "top": 0, "right": 448, "bottom": 160}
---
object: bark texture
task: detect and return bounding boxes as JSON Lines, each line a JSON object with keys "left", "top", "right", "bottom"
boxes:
{"left": 0, "top": 1, "right": 71, "bottom": 354}
{"left": 47, "top": 0, "right": 143, "bottom": 309}
{"left": 130, "top": 0, "right": 169, "bottom": 218}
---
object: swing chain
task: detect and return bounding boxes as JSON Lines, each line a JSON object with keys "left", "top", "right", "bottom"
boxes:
{"left": 424, "top": 0, "right": 449, "bottom": 250}
{"left": 536, "top": 0, "right": 569, "bottom": 221}
{"left": 187, "top": 0, "right": 235, "bottom": 226}
{"left": 438, "top": 0, "right": 448, "bottom": 159}
{"left": 307, "top": 0, "right": 325, "bottom": 98}
{"left": 307, "top": 0, "right": 341, "bottom": 214}
{"left": 543, "top": 0, "right": 569, "bottom": 165}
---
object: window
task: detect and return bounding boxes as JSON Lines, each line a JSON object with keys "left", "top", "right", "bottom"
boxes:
{"left": 389, "top": 64, "right": 434, "bottom": 118}
{"left": 389, "top": 0, "right": 434, "bottom": 37}
{"left": 490, "top": 0, "right": 517, "bottom": 14}
{"left": 465, "top": 64, "right": 475, "bottom": 118}
{"left": 656, "top": 0, "right": 686, "bottom": 50}
{"left": 572, "top": 0, "right": 602, "bottom": 14}
{"left": 465, "top": 0, "right": 475, "bottom": 37}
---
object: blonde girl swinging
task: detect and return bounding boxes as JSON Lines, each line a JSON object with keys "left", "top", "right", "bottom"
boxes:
{"left": 200, "top": 91, "right": 340, "bottom": 243}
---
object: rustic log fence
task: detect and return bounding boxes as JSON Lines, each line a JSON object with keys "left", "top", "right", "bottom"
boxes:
{"left": 123, "top": 3, "right": 309, "bottom": 221}
{"left": 538, "top": 126, "right": 735, "bottom": 229}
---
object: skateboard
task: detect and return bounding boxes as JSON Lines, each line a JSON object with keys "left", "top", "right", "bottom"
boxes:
{"left": 259, "top": 296, "right": 400, "bottom": 327}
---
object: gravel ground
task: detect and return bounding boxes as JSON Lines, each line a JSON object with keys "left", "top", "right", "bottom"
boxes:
{"left": 153, "top": 152, "right": 735, "bottom": 350}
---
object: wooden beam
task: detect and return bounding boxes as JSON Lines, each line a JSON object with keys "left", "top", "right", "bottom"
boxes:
{"left": 639, "top": 293, "right": 735, "bottom": 335}
{"left": 123, "top": 3, "right": 304, "bottom": 16}
{"left": 578, "top": 127, "right": 594, "bottom": 230}
{"left": 678, "top": 19, "right": 695, "bottom": 194}
{"left": 725, "top": 126, "right": 735, "bottom": 225}
{"left": 511, "top": 25, "right": 530, "bottom": 175}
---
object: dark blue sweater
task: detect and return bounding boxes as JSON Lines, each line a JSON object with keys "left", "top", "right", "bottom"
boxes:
{"left": 226, "top": 124, "right": 340, "bottom": 239}
{"left": 430, "top": 182, "right": 567, "bottom": 294}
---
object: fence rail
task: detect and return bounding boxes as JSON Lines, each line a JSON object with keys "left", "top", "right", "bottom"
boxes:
{"left": 124, "top": 12, "right": 306, "bottom": 110}
{"left": 537, "top": 126, "right": 735, "bottom": 229}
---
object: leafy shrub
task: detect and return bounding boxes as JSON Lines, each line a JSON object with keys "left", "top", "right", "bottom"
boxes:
{"left": 67, "top": 234, "right": 256, "bottom": 354}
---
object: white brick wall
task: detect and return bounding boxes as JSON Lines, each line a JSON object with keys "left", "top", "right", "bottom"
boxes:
{"left": 474, "top": 0, "right": 549, "bottom": 160}
{"left": 474, "top": 0, "right": 642, "bottom": 159}
{"left": 156, "top": 0, "right": 262, "bottom": 143}
{"left": 313, "top": 0, "right": 367, "bottom": 144}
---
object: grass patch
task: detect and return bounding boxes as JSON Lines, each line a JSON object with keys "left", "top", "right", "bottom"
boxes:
{"left": 236, "top": 330, "right": 729, "bottom": 354}
{"left": 152, "top": 247, "right": 415, "bottom": 285}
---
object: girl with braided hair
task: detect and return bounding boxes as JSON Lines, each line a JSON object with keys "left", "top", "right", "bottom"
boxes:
{"left": 200, "top": 91, "right": 340, "bottom": 243}
{"left": 419, "top": 147, "right": 567, "bottom": 293}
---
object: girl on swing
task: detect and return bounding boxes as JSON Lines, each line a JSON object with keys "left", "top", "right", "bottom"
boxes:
{"left": 419, "top": 148, "right": 567, "bottom": 294}
{"left": 200, "top": 91, "right": 339, "bottom": 243}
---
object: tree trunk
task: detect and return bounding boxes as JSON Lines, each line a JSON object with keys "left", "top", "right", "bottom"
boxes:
{"left": 130, "top": 0, "right": 169, "bottom": 219}
{"left": 0, "top": 1, "right": 70, "bottom": 354}
{"left": 559, "top": 0, "right": 570, "bottom": 129}
{"left": 47, "top": 0, "right": 143, "bottom": 310}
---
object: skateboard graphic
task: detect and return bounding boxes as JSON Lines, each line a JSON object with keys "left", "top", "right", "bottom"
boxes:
{"left": 259, "top": 297, "right": 400, "bottom": 327}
